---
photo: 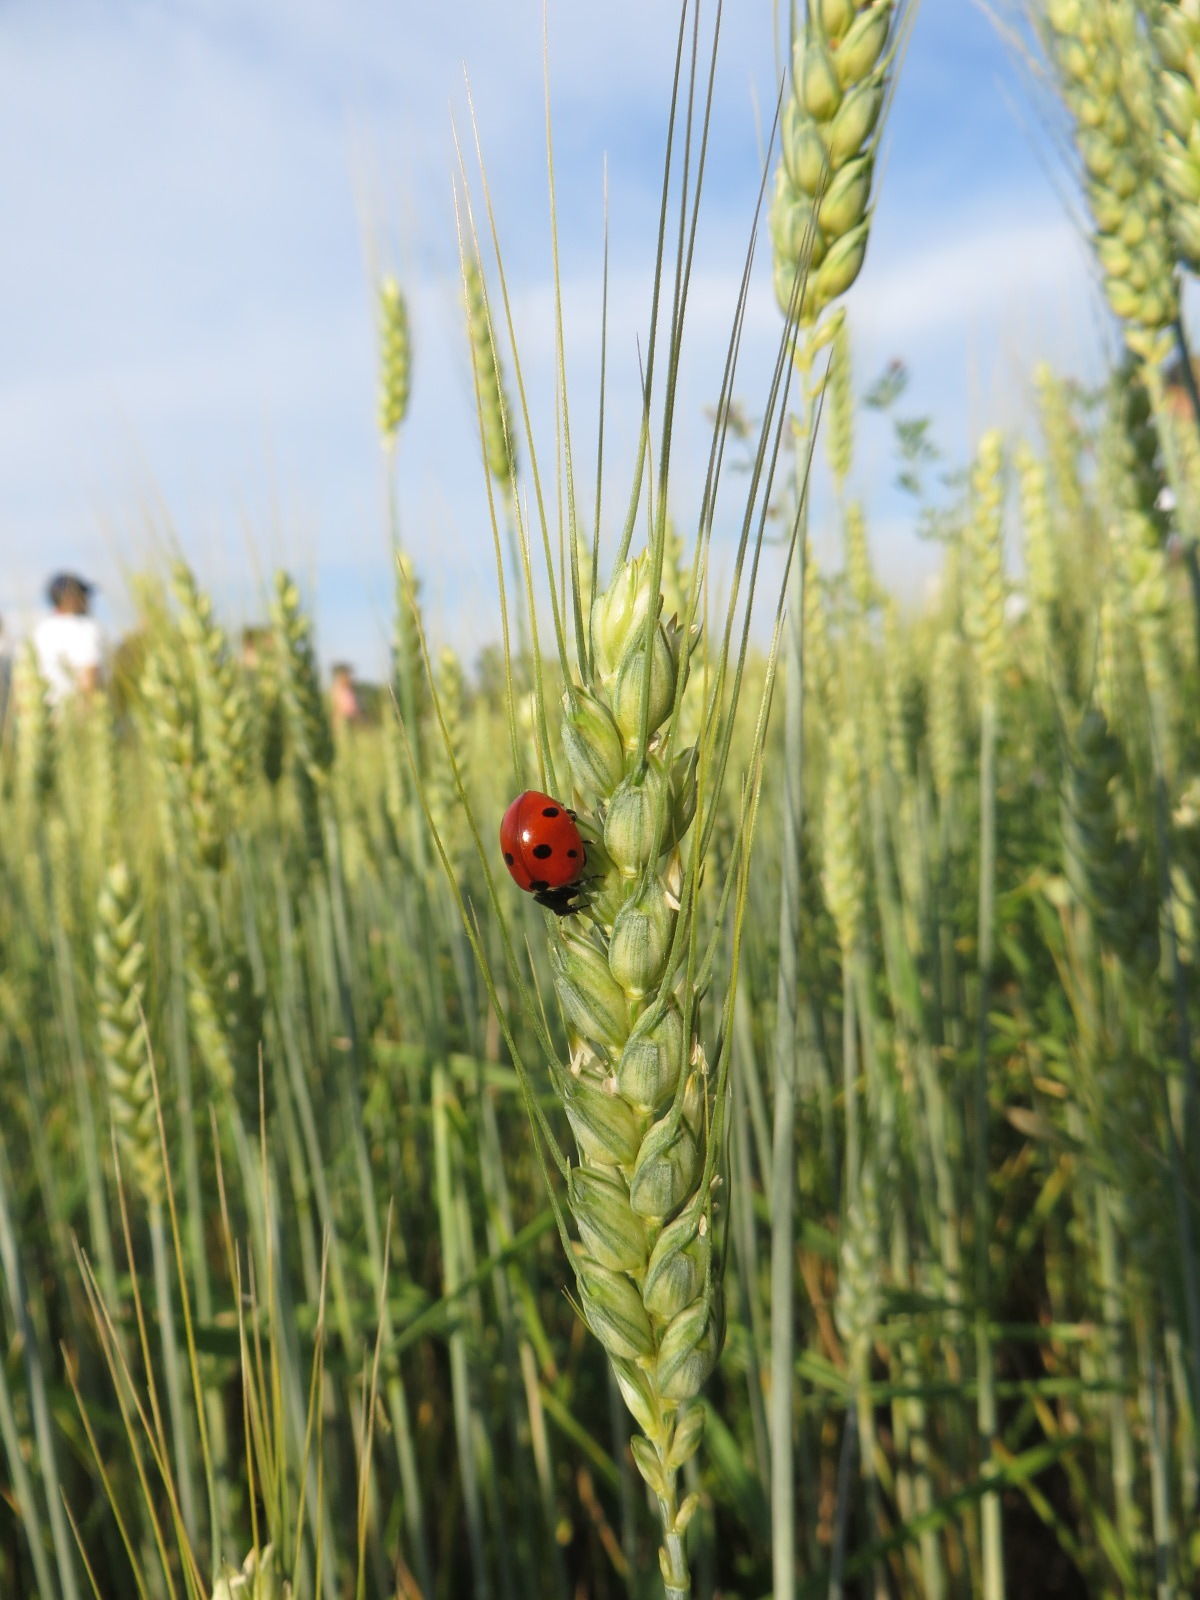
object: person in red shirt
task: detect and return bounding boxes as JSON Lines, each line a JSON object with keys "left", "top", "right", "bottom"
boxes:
{"left": 330, "top": 662, "right": 361, "bottom": 730}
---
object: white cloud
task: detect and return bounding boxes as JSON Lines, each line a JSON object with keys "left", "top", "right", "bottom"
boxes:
{"left": 855, "top": 209, "right": 1093, "bottom": 346}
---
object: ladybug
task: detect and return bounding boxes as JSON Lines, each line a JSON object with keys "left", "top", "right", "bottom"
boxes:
{"left": 500, "top": 790, "right": 588, "bottom": 915}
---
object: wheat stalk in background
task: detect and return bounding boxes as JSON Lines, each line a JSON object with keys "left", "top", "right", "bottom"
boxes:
{"left": 768, "top": 6, "right": 907, "bottom": 1596}
{"left": 963, "top": 429, "right": 1009, "bottom": 1600}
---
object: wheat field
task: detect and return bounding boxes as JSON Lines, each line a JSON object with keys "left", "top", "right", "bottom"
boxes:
{"left": 2, "top": 4, "right": 1200, "bottom": 1598}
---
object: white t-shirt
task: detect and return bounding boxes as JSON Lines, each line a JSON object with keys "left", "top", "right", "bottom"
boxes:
{"left": 33, "top": 612, "right": 104, "bottom": 703}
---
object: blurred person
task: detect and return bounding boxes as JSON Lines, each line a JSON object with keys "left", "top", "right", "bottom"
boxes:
{"left": 330, "top": 662, "right": 361, "bottom": 730}
{"left": 1159, "top": 356, "right": 1200, "bottom": 644}
{"left": 1164, "top": 353, "right": 1200, "bottom": 426}
{"left": 240, "top": 623, "right": 270, "bottom": 672}
{"left": 1158, "top": 354, "right": 1199, "bottom": 514}
{"left": 34, "top": 573, "right": 104, "bottom": 703}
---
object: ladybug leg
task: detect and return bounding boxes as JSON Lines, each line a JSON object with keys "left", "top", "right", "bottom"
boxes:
{"left": 533, "top": 872, "right": 600, "bottom": 918}
{"left": 534, "top": 882, "right": 585, "bottom": 917}
{"left": 533, "top": 885, "right": 575, "bottom": 916}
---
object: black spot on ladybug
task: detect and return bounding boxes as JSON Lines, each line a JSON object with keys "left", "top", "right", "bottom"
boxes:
{"left": 532, "top": 843, "right": 552, "bottom": 860}
{"left": 566, "top": 848, "right": 578, "bottom": 858}
{"left": 530, "top": 879, "right": 549, "bottom": 892}
{"left": 541, "top": 805, "right": 560, "bottom": 817}
{"left": 504, "top": 852, "right": 515, "bottom": 865}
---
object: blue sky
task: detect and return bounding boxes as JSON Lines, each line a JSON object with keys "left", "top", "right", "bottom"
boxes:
{"left": 1, "top": 0, "right": 1112, "bottom": 676}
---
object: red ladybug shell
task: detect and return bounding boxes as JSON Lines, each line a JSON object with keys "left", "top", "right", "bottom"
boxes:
{"left": 500, "top": 791, "right": 586, "bottom": 894}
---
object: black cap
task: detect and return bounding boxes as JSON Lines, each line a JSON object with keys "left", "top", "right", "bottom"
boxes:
{"left": 47, "top": 572, "right": 95, "bottom": 607}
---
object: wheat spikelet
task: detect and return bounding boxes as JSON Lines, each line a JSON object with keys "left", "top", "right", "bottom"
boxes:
{"left": 86, "top": 693, "right": 119, "bottom": 864}
{"left": 542, "top": 552, "right": 729, "bottom": 1587}
{"left": 185, "top": 910, "right": 260, "bottom": 1115}
{"left": 771, "top": 0, "right": 901, "bottom": 327}
{"left": 382, "top": 715, "right": 409, "bottom": 855}
{"left": 139, "top": 640, "right": 192, "bottom": 777}
{"left": 171, "top": 562, "right": 254, "bottom": 801}
{"left": 1148, "top": 0, "right": 1200, "bottom": 268}
{"left": 428, "top": 645, "right": 468, "bottom": 868}
{"left": 963, "top": 430, "right": 1006, "bottom": 696}
{"left": 1099, "top": 378, "right": 1175, "bottom": 710}
{"left": 825, "top": 312, "right": 855, "bottom": 487}
{"left": 391, "top": 551, "right": 428, "bottom": 745}
{"left": 210, "top": 1544, "right": 292, "bottom": 1600}
{"left": 834, "top": 1161, "right": 883, "bottom": 1356}
{"left": 1035, "top": 363, "right": 1088, "bottom": 526}
{"left": 256, "top": 658, "right": 286, "bottom": 790}
{"left": 377, "top": 275, "right": 412, "bottom": 444}
{"left": 844, "top": 499, "right": 874, "bottom": 615}
{"left": 139, "top": 642, "right": 194, "bottom": 842}
{"left": 881, "top": 599, "right": 911, "bottom": 782}
{"left": 270, "top": 573, "right": 333, "bottom": 787}
{"left": 1112, "top": 510, "right": 1173, "bottom": 707}
{"left": 463, "top": 253, "right": 516, "bottom": 486}
{"left": 803, "top": 540, "right": 838, "bottom": 724}
{"left": 1062, "top": 708, "right": 1158, "bottom": 975}
{"left": 821, "top": 720, "right": 867, "bottom": 958}
{"left": 928, "top": 630, "right": 964, "bottom": 807}
{"left": 1106, "top": 358, "right": 1166, "bottom": 532}
{"left": 95, "top": 861, "right": 163, "bottom": 1207}
{"left": 292, "top": 757, "right": 325, "bottom": 870}
{"left": 10, "top": 642, "right": 55, "bottom": 813}
{"left": 140, "top": 640, "right": 225, "bottom": 872}
{"left": 53, "top": 698, "right": 91, "bottom": 845}
{"left": 1094, "top": 592, "right": 1125, "bottom": 732}
{"left": 1016, "top": 443, "right": 1057, "bottom": 620}
{"left": 1045, "top": 0, "right": 1178, "bottom": 354}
